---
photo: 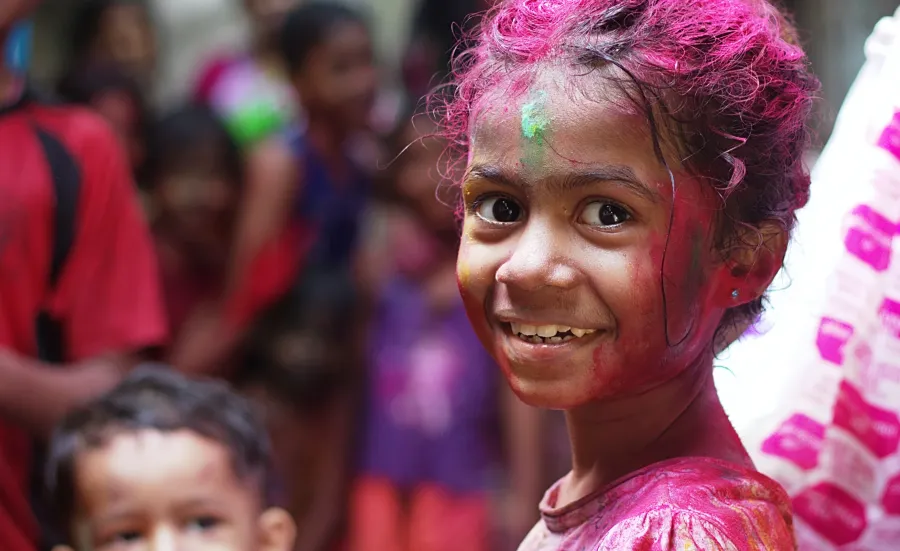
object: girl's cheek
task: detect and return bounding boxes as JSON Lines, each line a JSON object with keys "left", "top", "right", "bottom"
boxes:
{"left": 457, "top": 242, "right": 501, "bottom": 354}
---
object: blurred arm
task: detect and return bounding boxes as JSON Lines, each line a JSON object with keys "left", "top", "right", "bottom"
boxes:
{"left": 502, "top": 383, "right": 543, "bottom": 545}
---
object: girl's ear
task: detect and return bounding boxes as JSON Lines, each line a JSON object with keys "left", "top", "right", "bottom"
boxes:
{"left": 257, "top": 506, "right": 297, "bottom": 551}
{"left": 721, "top": 220, "right": 788, "bottom": 306}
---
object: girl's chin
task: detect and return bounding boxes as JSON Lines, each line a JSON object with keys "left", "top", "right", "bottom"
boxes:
{"left": 505, "top": 371, "right": 603, "bottom": 411}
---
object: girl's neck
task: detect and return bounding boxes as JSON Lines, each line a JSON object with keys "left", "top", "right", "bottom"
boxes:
{"left": 560, "top": 353, "right": 750, "bottom": 506}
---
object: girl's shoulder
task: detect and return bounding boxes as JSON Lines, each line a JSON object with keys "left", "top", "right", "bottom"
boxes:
{"left": 535, "top": 457, "right": 795, "bottom": 551}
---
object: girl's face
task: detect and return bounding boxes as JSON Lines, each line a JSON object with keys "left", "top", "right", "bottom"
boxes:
{"left": 458, "top": 69, "right": 736, "bottom": 409}
{"left": 93, "top": 3, "right": 156, "bottom": 87}
{"left": 156, "top": 144, "right": 239, "bottom": 254}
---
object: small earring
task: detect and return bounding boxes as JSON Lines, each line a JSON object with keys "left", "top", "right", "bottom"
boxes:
{"left": 731, "top": 289, "right": 740, "bottom": 300}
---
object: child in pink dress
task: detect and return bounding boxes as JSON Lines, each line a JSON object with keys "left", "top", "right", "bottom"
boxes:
{"left": 443, "top": 0, "right": 819, "bottom": 549}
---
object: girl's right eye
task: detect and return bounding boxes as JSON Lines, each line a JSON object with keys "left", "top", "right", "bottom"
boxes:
{"left": 186, "top": 516, "right": 222, "bottom": 532}
{"left": 474, "top": 196, "right": 523, "bottom": 224}
{"left": 112, "top": 530, "right": 142, "bottom": 544}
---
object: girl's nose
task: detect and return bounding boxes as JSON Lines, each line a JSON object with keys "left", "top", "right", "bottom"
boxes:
{"left": 495, "top": 219, "right": 580, "bottom": 292}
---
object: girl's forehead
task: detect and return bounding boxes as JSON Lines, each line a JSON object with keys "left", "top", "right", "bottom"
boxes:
{"left": 469, "top": 71, "right": 664, "bottom": 177}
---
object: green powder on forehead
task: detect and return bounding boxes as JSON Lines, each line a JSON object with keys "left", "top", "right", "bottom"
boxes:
{"left": 520, "top": 90, "right": 550, "bottom": 169}
{"left": 521, "top": 90, "right": 550, "bottom": 144}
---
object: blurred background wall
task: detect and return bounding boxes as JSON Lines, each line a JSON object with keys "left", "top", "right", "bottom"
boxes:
{"left": 29, "top": 0, "right": 900, "bottom": 142}
{"left": 32, "top": 0, "right": 416, "bottom": 108}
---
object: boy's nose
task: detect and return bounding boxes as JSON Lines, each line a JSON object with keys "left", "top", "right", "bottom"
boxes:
{"left": 149, "top": 527, "right": 178, "bottom": 551}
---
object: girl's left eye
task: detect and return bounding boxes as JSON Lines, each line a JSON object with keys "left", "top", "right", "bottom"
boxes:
{"left": 579, "top": 201, "right": 631, "bottom": 227}
{"left": 186, "top": 516, "right": 221, "bottom": 532}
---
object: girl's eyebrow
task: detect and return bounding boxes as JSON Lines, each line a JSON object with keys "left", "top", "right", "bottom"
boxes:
{"left": 465, "top": 163, "right": 662, "bottom": 204}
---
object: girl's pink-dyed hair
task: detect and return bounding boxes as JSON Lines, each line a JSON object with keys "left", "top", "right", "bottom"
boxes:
{"left": 439, "top": 0, "right": 819, "bottom": 339}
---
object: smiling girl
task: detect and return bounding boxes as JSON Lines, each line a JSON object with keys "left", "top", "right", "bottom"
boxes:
{"left": 444, "top": 0, "right": 818, "bottom": 549}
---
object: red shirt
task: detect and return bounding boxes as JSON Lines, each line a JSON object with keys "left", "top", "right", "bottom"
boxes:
{"left": 0, "top": 100, "right": 167, "bottom": 551}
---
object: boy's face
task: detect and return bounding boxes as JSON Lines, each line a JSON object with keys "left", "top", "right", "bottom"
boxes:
{"left": 59, "top": 429, "right": 294, "bottom": 551}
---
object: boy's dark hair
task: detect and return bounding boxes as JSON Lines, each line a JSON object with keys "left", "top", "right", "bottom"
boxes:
{"left": 237, "top": 299, "right": 351, "bottom": 417}
{"left": 143, "top": 103, "right": 242, "bottom": 192}
{"left": 279, "top": 2, "right": 368, "bottom": 75}
{"left": 45, "top": 366, "right": 271, "bottom": 527}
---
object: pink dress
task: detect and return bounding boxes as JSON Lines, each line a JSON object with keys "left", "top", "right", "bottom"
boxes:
{"left": 518, "top": 457, "right": 796, "bottom": 551}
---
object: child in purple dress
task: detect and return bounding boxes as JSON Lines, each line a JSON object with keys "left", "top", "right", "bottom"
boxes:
{"left": 349, "top": 114, "right": 542, "bottom": 551}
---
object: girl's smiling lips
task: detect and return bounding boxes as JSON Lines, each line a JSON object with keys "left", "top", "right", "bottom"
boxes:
{"left": 493, "top": 312, "right": 611, "bottom": 361}
{"left": 496, "top": 320, "right": 608, "bottom": 366}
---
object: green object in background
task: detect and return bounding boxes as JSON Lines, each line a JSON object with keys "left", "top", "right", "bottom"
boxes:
{"left": 226, "top": 103, "right": 290, "bottom": 148}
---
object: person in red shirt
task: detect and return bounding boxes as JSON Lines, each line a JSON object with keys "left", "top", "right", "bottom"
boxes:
{"left": 0, "top": 4, "right": 168, "bottom": 551}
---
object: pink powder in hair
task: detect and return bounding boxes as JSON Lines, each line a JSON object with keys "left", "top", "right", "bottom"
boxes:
{"left": 437, "top": 0, "right": 819, "bottom": 334}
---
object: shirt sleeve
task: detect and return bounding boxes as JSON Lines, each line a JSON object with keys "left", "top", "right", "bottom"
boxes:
{"left": 596, "top": 509, "right": 792, "bottom": 551}
{"left": 49, "top": 112, "right": 168, "bottom": 361}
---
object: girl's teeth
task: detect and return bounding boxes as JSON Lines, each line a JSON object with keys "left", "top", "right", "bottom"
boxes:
{"left": 510, "top": 322, "right": 596, "bottom": 342}
{"left": 537, "top": 325, "right": 558, "bottom": 338}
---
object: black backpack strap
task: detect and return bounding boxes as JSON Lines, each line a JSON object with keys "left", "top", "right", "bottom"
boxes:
{"left": 29, "top": 122, "right": 81, "bottom": 551}
{"left": 32, "top": 124, "right": 80, "bottom": 363}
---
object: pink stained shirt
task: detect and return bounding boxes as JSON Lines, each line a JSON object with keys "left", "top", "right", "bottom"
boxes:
{"left": 518, "top": 457, "right": 796, "bottom": 551}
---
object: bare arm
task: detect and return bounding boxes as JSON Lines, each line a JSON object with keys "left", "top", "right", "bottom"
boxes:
{"left": 0, "top": 350, "right": 138, "bottom": 437}
{"left": 225, "top": 138, "right": 299, "bottom": 298}
{"left": 502, "top": 383, "right": 543, "bottom": 545}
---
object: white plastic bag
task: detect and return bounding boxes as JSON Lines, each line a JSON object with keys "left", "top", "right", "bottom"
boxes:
{"left": 721, "top": 8, "right": 900, "bottom": 549}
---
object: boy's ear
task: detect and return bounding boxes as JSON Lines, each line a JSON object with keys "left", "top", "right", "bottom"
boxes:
{"left": 722, "top": 220, "right": 788, "bottom": 306}
{"left": 258, "top": 507, "right": 297, "bottom": 551}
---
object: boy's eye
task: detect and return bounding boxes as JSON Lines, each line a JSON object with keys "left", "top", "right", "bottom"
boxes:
{"left": 579, "top": 201, "right": 631, "bottom": 227}
{"left": 475, "top": 196, "right": 523, "bottom": 224}
{"left": 187, "top": 516, "right": 221, "bottom": 532}
{"left": 114, "top": 530, "right": 142, "bottom": 543}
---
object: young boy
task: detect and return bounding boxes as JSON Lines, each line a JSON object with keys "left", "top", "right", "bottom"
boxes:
{"left": 43, "top": 367, "right": 296, "bottom": 551}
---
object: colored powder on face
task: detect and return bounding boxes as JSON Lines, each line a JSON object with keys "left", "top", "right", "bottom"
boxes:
{"left": 457, "top": 256, "right": 471, "bottom": 288}
{"left": 688, "top": 232, "right": 705, "bottom": 282}
{"left": 520, "top": 90, "right": 550, "bottom": 168}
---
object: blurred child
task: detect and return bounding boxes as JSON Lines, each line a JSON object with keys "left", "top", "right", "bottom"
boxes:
{"left": 57, "top": 63, "right": 150, "bottom": 186}
{"left": 238, "top": 300, "right": 355, "bottom": 551}
{"left": 69, "top": 0, "right": 157, "bottom": 92}
{"left": 44, "top": 366, "right": 296, "bottom": 551}
{"left": 194, "top": 0, "right": 302, "bottom": 147}
{"left": 146, "top": 105, "right": 306, "bottom": 378}
{"left": 348, "top": 114, "right": 542, "bottom": 551}
{"left": 177, "top": 2, "right": 378, "bottom": 376}
{"left": 145, "top": 105, "right": 243, "bottom": 349}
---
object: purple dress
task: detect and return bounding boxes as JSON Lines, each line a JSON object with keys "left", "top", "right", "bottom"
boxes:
{"left": 359, "top": 276, "right": 499, "bottom": 494}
